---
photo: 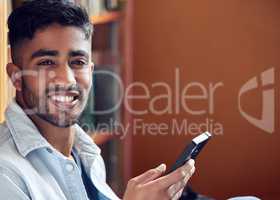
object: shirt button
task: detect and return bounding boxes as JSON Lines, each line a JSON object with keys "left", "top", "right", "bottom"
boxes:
{"left": 65, "top": 163, "right": 74, "bottom": 172}
{"left": 46, "top": 148, "right": 53, "bottom": 153}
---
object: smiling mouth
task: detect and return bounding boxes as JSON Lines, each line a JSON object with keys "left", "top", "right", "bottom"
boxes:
{"left": 48, "top": 91, "right": 81, "bottom": 109}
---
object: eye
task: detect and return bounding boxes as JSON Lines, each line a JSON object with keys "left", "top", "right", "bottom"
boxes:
{"left": 37, "top": 59, "right": 55, "bottom": 66}
{"left": 70, "top": 59, "right": 88, "bottom": 67}
{"left": 72, "top": 60, "right": 85, "bottom": 65}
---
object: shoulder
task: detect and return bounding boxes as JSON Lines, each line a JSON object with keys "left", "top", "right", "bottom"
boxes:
{"left": 0, "top": 122, "right": 30, "bottom": 192}
{"left": 0, "top": 163, "right": 29, "bottom": 195}
{"left": 0, "top": 171, "right": 30, "bottom": 200}
{"left": 0, "top": 154, "right": 30, "bottom": 199}
{"left": 0, "top": 122, "right": 12, "bottom": 145}
{"left": 0, "top": 122, "right": 23, "bottom": 164}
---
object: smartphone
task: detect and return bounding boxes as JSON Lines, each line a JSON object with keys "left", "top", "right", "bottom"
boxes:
{"left": 166, "top": 132, "right": 212, "bottom": 174}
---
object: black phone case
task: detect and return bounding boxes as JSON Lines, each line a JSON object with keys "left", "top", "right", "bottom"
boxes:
{"left": 167, "top": 133, "right": 211, "bottom": 174}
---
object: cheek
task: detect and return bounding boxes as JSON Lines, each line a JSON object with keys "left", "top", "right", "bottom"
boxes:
{"left": 75, "top": 70, "right": 92, "bottom": 90}
{"left": 22, "top": 76, "right": 39, "bottom": 94}
{"left": 22, "top": 73, "right": 48, "bottom": 98}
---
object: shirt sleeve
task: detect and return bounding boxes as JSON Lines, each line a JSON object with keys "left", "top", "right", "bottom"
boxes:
{"left": 88, "top": 154, "right": 107, "bottom": 182}
{"left": 0, "top": 173, "right": 31, "bottom": 200}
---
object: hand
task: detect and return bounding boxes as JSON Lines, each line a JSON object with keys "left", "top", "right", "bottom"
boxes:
{"left": 123, "top": 159, "right": 195, "bottom": 200}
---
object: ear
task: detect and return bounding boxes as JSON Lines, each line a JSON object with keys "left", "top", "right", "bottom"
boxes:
{"left": 90, "top": 62, "right": 94, "bottom": 73}
{"left": 6, "top": 63, "right": 23, "bottom": 92}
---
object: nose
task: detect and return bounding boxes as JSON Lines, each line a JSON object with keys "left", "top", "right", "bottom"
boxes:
{"left": 50, "top": 64, "right": 77, "bottom": 86}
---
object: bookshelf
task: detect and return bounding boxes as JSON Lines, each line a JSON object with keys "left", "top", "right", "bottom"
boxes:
{"left": 79, "top": 2, "right": 127, "bottom": 196}
{"left": 81, "top": 8, "right": 125, "bottom": 194}
{"left": 91, "top": 11, "right": 122, "bottom": 25}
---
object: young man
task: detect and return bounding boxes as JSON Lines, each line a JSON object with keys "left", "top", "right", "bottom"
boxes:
{"left": 0, "top": 0, "right": 195, "bottom": 199}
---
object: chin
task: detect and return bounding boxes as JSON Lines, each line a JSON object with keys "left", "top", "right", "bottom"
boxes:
{"left": 37, "top": 113, "right": 80, "bottom": 128}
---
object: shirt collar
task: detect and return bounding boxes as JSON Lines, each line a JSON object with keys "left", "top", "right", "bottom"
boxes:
{"left": 5, "top": 100, "right": 100, "bottom": 157}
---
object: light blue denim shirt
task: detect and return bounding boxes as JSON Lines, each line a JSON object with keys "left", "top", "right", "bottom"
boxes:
{"left": 0, "top": 100, "right": 120, "bottom": 200}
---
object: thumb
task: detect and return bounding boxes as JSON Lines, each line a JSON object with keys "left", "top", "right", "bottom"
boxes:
{"left": 155, "top": 163, "right": 167, "bottom": 173}
{"left": 136, "top": 163, "right": 166, "bottom": 185}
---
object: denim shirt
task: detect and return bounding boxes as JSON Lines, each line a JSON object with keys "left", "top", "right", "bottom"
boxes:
{"left": 0, "top": 100, "right": 120, "bottom": 200}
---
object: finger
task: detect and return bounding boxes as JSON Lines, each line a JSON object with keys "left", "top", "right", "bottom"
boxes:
{"left": 133, "top": 164, "right": 166, "bottom": 184}
{"left": 181, "top": 159, "right": 195, "bottom": 177}
{"left": 155, "top": 159, "right": 195, "bottom": 188}
{"left": 178, "top": 188, "right": 184, "bottom": 197}
{"left": 167, "top": 179, "right": 186, "bottom": 199}
{"left": 141, "top": 164, "right": 167, "bottom": 184}
{"left": 182, "top": 165, "right": 196, "bottom": 184}
{"left": 171, "top": 188, "right": 184, "bottom": 200}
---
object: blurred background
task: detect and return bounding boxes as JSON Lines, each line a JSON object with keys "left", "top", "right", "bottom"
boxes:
{"left": 0, "top": 0, "right": 279, "bottom": 199}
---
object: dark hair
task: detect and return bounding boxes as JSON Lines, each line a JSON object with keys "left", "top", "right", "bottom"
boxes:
{"left": 8, "top": 0, "right": 93, "bottom": 63}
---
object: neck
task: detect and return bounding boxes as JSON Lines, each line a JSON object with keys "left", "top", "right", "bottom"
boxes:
{"left": 16, "top": 96, "right": 75, "bottom": 158}
{"left": 31, "top": 115, "right": 75, "bottom": 158}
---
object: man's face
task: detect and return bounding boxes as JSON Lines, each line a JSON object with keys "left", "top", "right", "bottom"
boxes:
{"left": 15, "top": 24, "right": 93, "bottom": 127}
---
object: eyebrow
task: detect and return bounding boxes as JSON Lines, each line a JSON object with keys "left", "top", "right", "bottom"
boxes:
{"left": 31, "top": 49, "right": 59, "bottom": 60}
{"left": 69, "top": 50, "right": 89, "bottom": 59}
{"left": 30, "top": 49, "right": 89, "bottom": 60}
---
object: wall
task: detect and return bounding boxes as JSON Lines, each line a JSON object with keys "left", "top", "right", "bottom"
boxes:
{"left": 129, "top": 0, "right": 280, "bottom": 199}
{"left": 0, "top": 1, "right": 8, "bottom": 122}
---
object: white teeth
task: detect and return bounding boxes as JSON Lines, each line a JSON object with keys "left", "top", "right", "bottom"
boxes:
{"left": 51, "top": 95, "right": 74, "bottom": 103}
